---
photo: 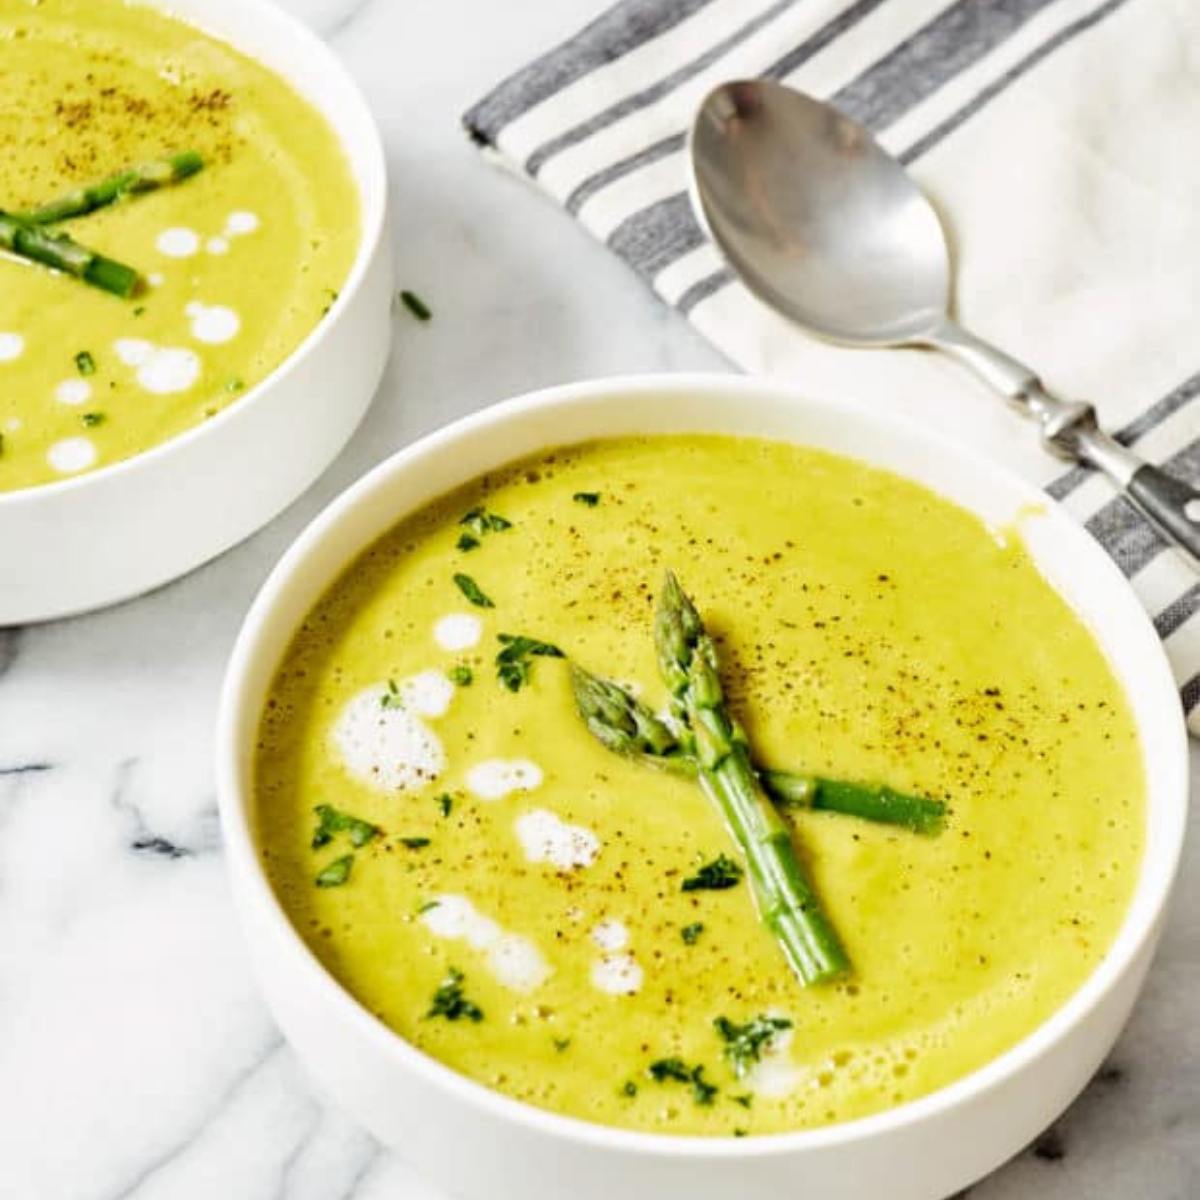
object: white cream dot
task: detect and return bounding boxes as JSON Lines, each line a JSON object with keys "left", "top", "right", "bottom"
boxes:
{"left": 0, "top": 332, "right": 24, "bottom": 362}
{"left": 185, "top": 301, "right": 241, "bottom": 345}
{"left": 434, "top": 613, "right": 483, "bottom": 651}
{"left": 515, "top": 809, "right": 600, "bottom": 870}
{"left": 591, "top": 953, "right": 643, "bottom": 996}
{"left": 156, "top": 227, "right": 200, "bottom": 257}
{"left": 591, "top": 919, "right": 629, "bottom": 951}
{"left": 466, "top": 759, "right": 544, "bottom": 801}
{"left": 148, "top": 272, "right": 165, "bottom": 288}
{"left": 206, "top": 237, "right": 230, "bottom": 255}
{"left": 55, "top": 379, "right": 92, "bottom": 406}
{"left": 225, "top": 210, "right": 260, "bottom": 236}
{"left": 114, "top": 338, "right": 201, "bottom": 394}
{"left": 47, "top": 437, "right": 97, "bottom": 474}
{"left": 5, "top": 418, "right": 22, "bottom": 432}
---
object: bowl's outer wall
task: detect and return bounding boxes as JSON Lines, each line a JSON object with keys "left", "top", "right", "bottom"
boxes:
{"left": 218, "top": 376, "right": 1188, "bottom": 1200}
{"left": 0, "top": 0, "right": 391, "bottom": 623}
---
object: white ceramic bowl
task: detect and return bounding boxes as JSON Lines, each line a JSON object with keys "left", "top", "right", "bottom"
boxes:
{"left": 0, "top": 0, "right": 391, "bottom": 624}
{"left": 217, "top": 374, "right": 1188, "bottom": 1200}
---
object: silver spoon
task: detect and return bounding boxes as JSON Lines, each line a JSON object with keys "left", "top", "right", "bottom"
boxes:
{"left": 689, "top": 79, "right": 1200, "bottom": 564}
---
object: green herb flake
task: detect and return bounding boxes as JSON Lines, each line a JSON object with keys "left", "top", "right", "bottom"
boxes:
{"left": 453, "top": 573, "right": 495, "bottom": 609}
{"left": 553, "top": 1037, "right": 571, "bottom": 1053}
{"left": 681, "top": 922, "right": 705, "bottom": 945}
{"left": 731, "top": 1093, "right": 754, "bottom": 1109}
{"left": 400, "top": 836, "right": 431, "bottom": 849}
{"left": 495, "top": 633, "right": 565, "bottom": 692}
{"left": 75, "top": 350, "right": 96, "bottom": 376}
{"left": 648, "top": 1058, "right": 717, "bottom": 1106}
{"left": 81, "top": 411, "right": 106, "bottom": 427}
{"left": 572, "top": 492, "right": 601, "bottom": 507}
{"left": 399, "top": 289, "right": 432, "bottom": 322}
{"left": 427, "top": 968, "right": 483, "bottom": 1022}
{"left": 458, "top": 506, "right": 513, "bottom": 542}
{"left": 436, "top": 793, "right": 454, "bottom": 818}
{"left": 714, "top": 1015, "right": 793, "bottom": 1078}
{"left": 448, "top": 665, "right": 473, "bottom": 687}
{"left": 225, "top": 377, "right": 245, "bottom": 394}
{"left": 0, "top": 432, "right": 5, "bottom": 457}
{"left": 132, "top": 305, "right": 146, "bottom": 317}
{"left": 681, "top": 854, "right": 743, "bottom": 892}
{"left": 733, "top": 1129, "right": 748, "bottom": 1138}
{"left": 416, "top": 900, "right": 441, "bottom": 916}
{"left": 380, "top": 678, "right": 405, "bottom": 709}
{"left": 621, "top": 1080, "right": 638, "bottom": 1098}
{"left": 314, "top": 853, "right": 353, "bottom": 888}
{"left": 312, "top": 803, "right": 380, "bottom": 850}
{"left": 456, "top": 532, "right": 480, "bottom": 552}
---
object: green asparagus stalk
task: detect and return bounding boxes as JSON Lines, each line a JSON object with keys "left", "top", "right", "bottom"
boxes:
{"left": 654, "top": 571, "right": 849, "bottom": 986}
{"left": 569, "top": 665, "right": 944, "bottom": 834}
{"left": 760, "top": 771, "right": 945, "bottom": 834}
{"left": 0, "top": 211, "right": 140, "bottom": 297}
{"left": 19, "top": 151, "right": 204, "bottom": 225}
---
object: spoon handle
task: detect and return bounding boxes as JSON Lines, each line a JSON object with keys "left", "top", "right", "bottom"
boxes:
{"left": 931, "top": 321, "right": 1200, "bottom": 564}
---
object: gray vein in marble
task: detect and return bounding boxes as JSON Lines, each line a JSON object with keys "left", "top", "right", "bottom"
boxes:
{"left": 110, "top": 1038, "right": 286, "bottom": 1200}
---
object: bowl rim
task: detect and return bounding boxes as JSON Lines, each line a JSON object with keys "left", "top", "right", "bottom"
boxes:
{"left": 217, "top": 371, "right": 1189, "bottom": 1159}
{"left": 0, "top": 0, "right": 387, "bottom": 508}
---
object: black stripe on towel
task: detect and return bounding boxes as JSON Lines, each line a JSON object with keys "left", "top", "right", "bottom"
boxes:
{"left": 1156, "top": 583, "right": 1200, "bottom": 641}
{"left": 1180, "top": 670, "right": 1200, "bottom": 716}
{"left": 464, "top": 0, "right": 715, "bottom": 146}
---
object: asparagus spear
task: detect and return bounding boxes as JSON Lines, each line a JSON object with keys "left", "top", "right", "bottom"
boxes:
{"left": 569, "top": 665, "right": 945, "bottom": 834}
{"left": 19, "top": 151, "right": 204, "bottom": 225}
{"left": 0, "top": 211, "right": 140, "bottom": 297}
{"left": 654, "top": 571, "right": 849, "bottom": 986}
{"left": 760, "top": 771, "right": 944, "bottom": 835}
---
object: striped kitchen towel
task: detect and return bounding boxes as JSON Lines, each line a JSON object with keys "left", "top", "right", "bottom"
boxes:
{"left": 466, "top": 0, "right": 1200, "bottom": 733}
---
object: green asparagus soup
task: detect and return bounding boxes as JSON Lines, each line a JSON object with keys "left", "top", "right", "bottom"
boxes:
{"left": 0, "top": 0, "right": 358, "bottom": 492}
{"left": 254, "top": 435, "right": 1144, "bottom": 1137}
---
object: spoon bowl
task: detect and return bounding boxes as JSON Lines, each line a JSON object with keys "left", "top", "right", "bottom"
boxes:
{"left": 689, "top": 80, "right": 948, "bottom": 346}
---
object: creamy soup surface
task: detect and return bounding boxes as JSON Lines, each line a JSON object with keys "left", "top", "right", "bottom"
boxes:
{"left": 255, "top": 435, "right": 1143, "bottom": 1137}
{"left": 0, "top": 0, "right": 358, "bottom": 491}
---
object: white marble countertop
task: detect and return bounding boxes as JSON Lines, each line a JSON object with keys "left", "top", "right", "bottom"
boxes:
{"left": 2, "top": 1, "right": 1197, "bottom": 1197}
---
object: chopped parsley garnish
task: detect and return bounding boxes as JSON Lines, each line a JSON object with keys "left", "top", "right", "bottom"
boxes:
{"left": 448, "top": 665, "right": 473, "bottom": 686}
{"left": 436, "top": 793, "right": 454, "bottom": 818}
{"left": 553, "top": 1037, "right": 572, "bottom": 1052}
{"left": 453, "top": 573, "right": 495, "bottom": 608}
{"left": 314, "top": 853, "right": 353, "bottom": 888}
{"left": 681, "top": 921, "right": 705, "bottom": 945}
{"left": 311, "top": 803, "right": 380, "bottom": 849}
{"left": 621, "top": 1080, "right": 638, "bottom": 1098}
{"left": 456, "top": 532, "right": 480, "bottom": 552}
{"left": 225, "top": 377, "right": 244, "bottom": 393}
{"left": 495, "top": 633, "right": 565, "bottom": 692}
{"left": 458, "top": 506, "right": 512, "bottom": 544}
{"left": 572, "top": 491, "right": 601, "bottom": 507}
{"left": 75, "top": 350, "right": 96, "bottom": 376}
{"left": 648, "top": 1058, "right": 718, "bottom": 1106}
{"left": 132, "top": 305, "right": 146, "bottom": 317}
{"left": 681, "top": 854, "right": 743, "bottom": 892}
{"left": 713, "top": 1015, "right": 793, "bottom": 1078}
{"left": 416, "top": 900, "right": 441, "bottom": 916}
{"left": 400, "top": 836, "right": 431, "bottom": 849}
{"left": 399, "top": 289, "right": 432, "bottom": 322}
{"left": 380, "top": 678, "right": 405, "bottom": 709}
{"left": 81, "top": 411, "right": 106, "bottom": 427}
{"left": 731, "top": 1093, "right": 754, "bottom": 1109}
{"left": 427, "top": 968, "right": 483, "bottom": 1022}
